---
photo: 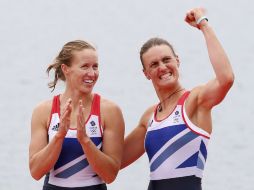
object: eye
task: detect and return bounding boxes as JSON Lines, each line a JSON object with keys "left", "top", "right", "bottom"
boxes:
{"left": 163, "top": 57, "right": 172, "bottom": 63}
{"left": 81, "top": 64, "right": 89, "bottom": 69}
{"left": 93, "top": 64, "right": 98, "bottom": 70}
{"left": 150, "top": 62, "right": 158, "bottom": 68}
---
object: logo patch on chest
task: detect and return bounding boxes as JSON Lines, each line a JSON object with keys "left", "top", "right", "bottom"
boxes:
{"left": 52, "top": 123, "right": 60, "bottom": 131}
{"left": 88, "top": 121, "right": 98, "bottom": 135}
{"left": 173, "top": 111, "right": 181, "bottom": 124}
{"left": 148, "top": 119, "right": 154, "bottom": 128}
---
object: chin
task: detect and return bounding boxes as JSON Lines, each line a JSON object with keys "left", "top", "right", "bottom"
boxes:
{"left": 157, "top": 82, "right": 175, "bottom": 89}
{"left": 80, "top": 87, "right": 94, "bottom": 94}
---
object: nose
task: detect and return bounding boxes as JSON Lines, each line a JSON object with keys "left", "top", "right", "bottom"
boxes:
{"left": 158, "top": 62, "right": 168, "bottom": 71}
{"left": 86, "top": 67, "right": 96, "bottom": 76}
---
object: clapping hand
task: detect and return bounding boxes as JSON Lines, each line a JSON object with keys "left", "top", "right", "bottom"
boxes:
{"left": 57, "top": 98, "right": 72, "bottom": 139}
{"left": 77, "top": 100, "right": 90, "bottom": 144}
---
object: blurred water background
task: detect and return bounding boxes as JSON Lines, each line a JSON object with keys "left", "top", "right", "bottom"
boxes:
{"left": 0, "top": 0, "right": 253, "bottom": 190}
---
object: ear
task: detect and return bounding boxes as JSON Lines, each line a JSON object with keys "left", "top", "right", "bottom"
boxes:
{"left": 175, "top": 55, "right": 180, "bottom": 67}
{"left": 61, "top": 64, "right": 70, "bottom": 75}
{"left": 143, "top": 69, "right": 151, "bottom": 80}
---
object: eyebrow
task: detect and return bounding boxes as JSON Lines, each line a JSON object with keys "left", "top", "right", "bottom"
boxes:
{"left": 150, "top": 60, "right": 159, "bottom": 65}
{"left": 162, "top": 56, "right": 172, "bottom": 61}
{"left": 150, "top": 56, "right": 172, "bottom": 64}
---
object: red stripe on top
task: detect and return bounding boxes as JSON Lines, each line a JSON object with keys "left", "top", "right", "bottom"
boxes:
{"left": 180, "top": 92, "right": 210, "bottom": 139}
{"left": 154, "top": 91, "right": 190, "bottom": 122}
{"left": 47, "top": 95, "right": 60, "bottom": 130}
{"left": 91, "top": 94, "right": 100, "bottom": 115}
{"left": 178, "top": 91, "right": 190, "bottom": 106}
{"left": 48, "top": 94, "right": 103, "bottom": 136}
{"left": 90, "top": 94, "right": 103, "bottom": 136}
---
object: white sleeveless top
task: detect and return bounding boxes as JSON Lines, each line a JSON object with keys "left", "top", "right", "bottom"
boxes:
{"left": 45, "top": 94, "right": 104, "bottom": 187}
{"left": 145, "top": 91, "right": 210, "bottom": 180}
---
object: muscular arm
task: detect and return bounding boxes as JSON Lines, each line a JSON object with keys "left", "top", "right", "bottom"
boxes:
{"left": 77, "top": 99, "right": 125, "bottom": 184}
{"left": 199, "top": 22, "right": 234, "bottom": 108}
{"left": 121, "top": 123, "right": 146, "bottom": 169}
{"left": 121, "top": 106, "right": 155, "bottom": 169}
{"left": 185, "top": 8, "right": 234, "bottom": 109}
{"left": 29, "top": 99, "right": 71, "bottom": 180}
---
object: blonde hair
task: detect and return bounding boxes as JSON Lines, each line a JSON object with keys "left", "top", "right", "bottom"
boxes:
{"left": 46, "top": 40, "right": 96, "bottom": 91}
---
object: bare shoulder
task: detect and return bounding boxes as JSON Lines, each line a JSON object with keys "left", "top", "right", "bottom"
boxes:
{"left": 100, "top": 97, "right": 122, "bottom": 113}
{"left": 31, "top": 99, "right": 53, "bottom": 127}
{"left": 186, "top": 85, "right": 204, "bottom": 104}
{"left": 139, "top": 105, "right": 156, "bottom": 128}
{"left": 33, "top": 99, "right": 52, "bottom": 114}
{"left": 185, "top": 85, "right": 209, "bottom": 117}
{"left": 100, "top": 97, "right": 124, "bottom": 131}
{"left": 142, "top": 105, "right": 156, "bottom": 118}
{"left": 100, "top": 97, "right": 123, "bottom": 120}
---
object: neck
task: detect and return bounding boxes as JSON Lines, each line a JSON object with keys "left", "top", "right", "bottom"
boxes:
{"left": 157, "top": 87, "right": 185, "bottom": 112}
{"left": 61, "top": 89, "right": 93, "bottom": 108}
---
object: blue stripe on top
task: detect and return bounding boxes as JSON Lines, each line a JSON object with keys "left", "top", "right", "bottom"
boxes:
{"left": 150, "top": 131, "right": 199, "bottom": 172}
{"left": 176, "top": 151, "right": 199, "bottom": 169}
{"left": 199, "top": 140, "right": 207, "bottom": 160}
{"left": 55, "top": 158, "right": 89, "bottom": 178}
{"left": 145, "top": 124, "right": 186, "bottom": 161}
{"left": 91, "top": 137, "right": 103, "bottom": 147}
{"left": 54, "top": 138, "right": 83, "bottom": 170}
{"left": 54, "top": 137, "right": 102, "bottom": 170}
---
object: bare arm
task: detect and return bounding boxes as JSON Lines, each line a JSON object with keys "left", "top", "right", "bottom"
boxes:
{"left": 121, "top": 123, "right": 146, "bottom": 169}
{"left": 29, "top": 99, "right": 72, "bottom": 180}
{"left": 121, "top": 106, "right": 155, "bottom": 169}
{"left": 185, "top": 8, "right": 234, "bottom": 109}
{"left": 77, "top": 99, "right": 125, "bottom": 184}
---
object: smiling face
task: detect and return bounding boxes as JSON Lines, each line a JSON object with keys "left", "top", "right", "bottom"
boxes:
{"left": 62, "top": 48, "right": 99, "bottom": 94}
{"left": 142, "top": 44, "right": 180, "bottom": 90}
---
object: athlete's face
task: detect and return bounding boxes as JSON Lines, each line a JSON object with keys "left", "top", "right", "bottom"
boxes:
{"left": 142, "top": 45, "right": 180, "bottom": 89}
{"left": 63, "top": 49, "right": 99, "bottom": 93}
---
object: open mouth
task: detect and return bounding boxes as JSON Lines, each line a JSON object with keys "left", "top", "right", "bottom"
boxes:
{"left": 160, "top": 72, "right": 172, "bottom": 80}
{"left": 83, "top": 79, "right": 94, "bottom": 84}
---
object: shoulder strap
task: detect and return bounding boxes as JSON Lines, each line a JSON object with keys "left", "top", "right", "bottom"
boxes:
{"left": 90, "top": 93, "right": 103, "bottom": 135}
{"left": 52, "top": 95, "right": 60, "bottom": 114}
{"left": 47, "top": 95, "right": 60, "bottom": 129}
{"left": 177, "top": 91, "right": 190, "bottom": 105}
{"left": 91, "top": 93, "right": 100, "bottom": 116}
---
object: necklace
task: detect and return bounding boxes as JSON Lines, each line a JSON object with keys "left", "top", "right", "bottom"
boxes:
{"left": 157, "top": 88, "right": 185, "bottom": 112}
